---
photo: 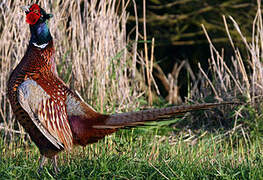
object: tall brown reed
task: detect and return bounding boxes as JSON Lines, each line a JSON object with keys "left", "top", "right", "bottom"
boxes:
{"left": 191, "top": 0, "right": 263, "bottom": 103}
{"left": 187, "top": 0, "right": 263, "bottom": 137}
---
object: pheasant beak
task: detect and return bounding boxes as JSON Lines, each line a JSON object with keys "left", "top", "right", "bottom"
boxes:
{"left": 47, "top": 14, "right": 53, "bottom": 19}
{"left": 21, "top": 5, "right": 30, "bottom": 13}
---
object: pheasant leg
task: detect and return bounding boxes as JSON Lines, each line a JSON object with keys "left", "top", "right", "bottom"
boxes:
{"left": 38, "top": 155, "right": 47, "bottom": 174}
{"left": 52, "top": 155, "right": 60, "bottom": 174}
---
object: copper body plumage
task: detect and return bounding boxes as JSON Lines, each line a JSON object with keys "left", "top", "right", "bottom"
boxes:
{"left": 7, "top": 41, "right": 114, "bottom": 158}
{"left": 7, "top": 4, "right": 232, "bottom": 172}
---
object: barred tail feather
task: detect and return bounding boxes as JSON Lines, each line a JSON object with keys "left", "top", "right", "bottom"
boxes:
{"left": 93, "top": 102, "right": 233, "bottom": 129}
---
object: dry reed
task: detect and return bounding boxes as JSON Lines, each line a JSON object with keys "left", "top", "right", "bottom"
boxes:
{"left": 191, "top": 0, "right": 263, "bottom": 103}
{"left": 186, "top": 0, "right": 263, "bottom": 138}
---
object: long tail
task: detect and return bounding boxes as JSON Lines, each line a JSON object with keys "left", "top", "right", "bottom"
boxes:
{"left": 93, "top": 102, "right": 234, "bottom": 129}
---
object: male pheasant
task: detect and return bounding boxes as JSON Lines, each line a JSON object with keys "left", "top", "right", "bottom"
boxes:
{"left": 7, "top": 4, "right": 233, "bottom": 173}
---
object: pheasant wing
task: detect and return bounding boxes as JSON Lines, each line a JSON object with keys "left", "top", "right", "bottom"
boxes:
{"left": 17, "top": 79, "right": 73, "bottom": 149}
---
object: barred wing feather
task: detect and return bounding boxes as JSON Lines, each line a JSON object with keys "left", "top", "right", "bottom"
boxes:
{"left": 17, "top": 79, "right": 73, "bottom": 150}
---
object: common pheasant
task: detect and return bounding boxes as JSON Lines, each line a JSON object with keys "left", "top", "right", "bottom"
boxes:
{"left": 7, "top": 4, "right": 233, "bottom": 173}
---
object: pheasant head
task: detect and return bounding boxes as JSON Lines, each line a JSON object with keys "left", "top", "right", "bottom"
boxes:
{"left": 21, "top": 4, "right": 53, "bottom": 48}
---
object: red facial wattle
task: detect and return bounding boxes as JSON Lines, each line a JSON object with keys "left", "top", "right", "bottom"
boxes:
{"left": 26, "top": 12, "right": 40, "bottom": 25}
{"left": 26, "top": 4, "right": 41, "bottom": 25}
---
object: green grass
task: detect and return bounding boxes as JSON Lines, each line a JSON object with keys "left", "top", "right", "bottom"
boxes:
{"left": 1, "top": 127, "right": 263, "bottom": 179}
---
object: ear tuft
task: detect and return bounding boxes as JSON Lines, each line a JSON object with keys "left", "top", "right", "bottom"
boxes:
{"left": 30, "top": 4, "right": 40, "bottom": 12}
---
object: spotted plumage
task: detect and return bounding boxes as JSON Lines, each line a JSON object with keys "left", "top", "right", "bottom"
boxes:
{"left": 7, "top": 4, "right": 233, "bottom": 173}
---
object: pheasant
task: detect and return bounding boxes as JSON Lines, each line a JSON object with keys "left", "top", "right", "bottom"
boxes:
{"left": 7, "top": 4, "right": 234, "bottom": 173}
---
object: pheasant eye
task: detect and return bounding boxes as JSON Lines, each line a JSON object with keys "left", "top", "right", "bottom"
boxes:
{"left": 25, "top": 4, "right": 42, "bottom": 25}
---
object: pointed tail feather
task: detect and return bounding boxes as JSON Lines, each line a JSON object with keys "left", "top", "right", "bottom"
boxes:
{"left": 93, "top": 102, "right": 235, "bottom": 129}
